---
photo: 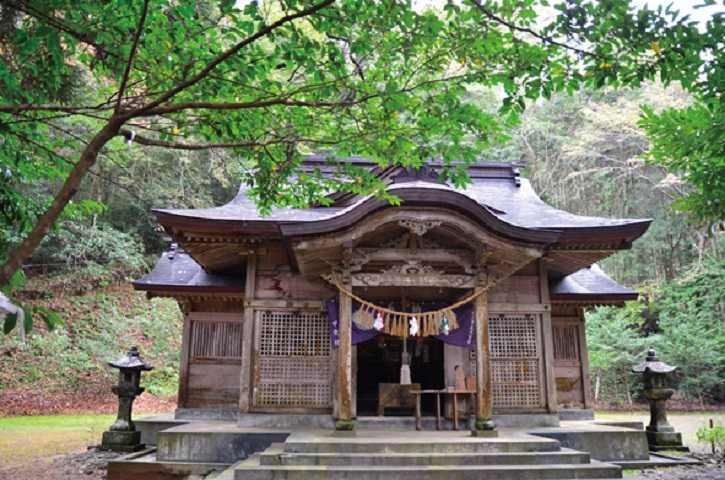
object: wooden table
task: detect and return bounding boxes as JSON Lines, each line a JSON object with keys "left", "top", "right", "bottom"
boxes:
{"left": 377, "top": 383, "right": 421, "bottom": 416}
{"left": 410, "top": 389, "right": 476, "bottom": 431}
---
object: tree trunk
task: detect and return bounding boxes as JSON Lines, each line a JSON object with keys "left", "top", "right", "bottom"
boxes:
{"left": 0, "top": 118, "right": 124, "bottom": 286}
{"left": 594, "top": 372, "right": 601, "bottom": 401}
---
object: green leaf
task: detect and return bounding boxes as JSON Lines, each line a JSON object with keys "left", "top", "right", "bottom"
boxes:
{"left": 3, "top": 312, "right": 17, "bottom": 335}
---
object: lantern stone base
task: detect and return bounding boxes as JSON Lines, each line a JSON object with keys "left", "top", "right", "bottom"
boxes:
{"left": 102, "top": 430, "right": 146, "bottom": 453}
{"left": 646, "top": 430, "right": 689, "bottom": 452}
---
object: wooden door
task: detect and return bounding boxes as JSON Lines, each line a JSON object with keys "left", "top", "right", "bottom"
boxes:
{"left": 552, "top": 318, "right": 585, "bottom": 407}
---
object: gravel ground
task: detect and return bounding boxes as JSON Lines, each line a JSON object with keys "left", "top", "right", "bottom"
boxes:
{"left": 0, "top": 448, "right": 121, "bottom": 480}
{"left": 627, "top": 464, "right": 724, "bottom": 480}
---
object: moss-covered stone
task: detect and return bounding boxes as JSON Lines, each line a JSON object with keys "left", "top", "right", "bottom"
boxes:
{"left": 335, "top": 419, "right": 355, "bottom": 431}
{"left": 475, "top": 418, "right": 496, "bottom": 431}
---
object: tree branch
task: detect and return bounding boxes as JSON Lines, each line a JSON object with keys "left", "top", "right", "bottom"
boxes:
{"left": 129, "top": 0, "right": 335, "bottom": 118}
{"left": 470, "top": 0, "right": 596, "bottom": 58}
{"left": 0, "top": 104, "right": 113, "bottom": 114}
{"left": 116, "top": 0, "right": 150, "bottom": 113}
{"left": 118, "top": 129, "right": 344, "bottom": 150}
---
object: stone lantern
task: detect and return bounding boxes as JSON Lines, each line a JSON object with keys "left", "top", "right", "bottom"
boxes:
{"left": 101, "top": 346, "right": 153, "bottom": 452}
{"left": 632, "top": 349, "right": 688, "bottom": 451}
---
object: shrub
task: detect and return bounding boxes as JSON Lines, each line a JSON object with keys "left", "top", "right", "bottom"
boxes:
{"left": 36, "top": 220, "right": 146, "bottom": 272}
{"left": 696, "top": 423, "right": 725, "bottom": 456}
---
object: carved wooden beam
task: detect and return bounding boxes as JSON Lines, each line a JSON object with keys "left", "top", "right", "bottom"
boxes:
{"left": 352, "top": 272, "right": 476, "bottom": 288}
{"left": 351, "top": 247, "right": 476, "bottom": 272}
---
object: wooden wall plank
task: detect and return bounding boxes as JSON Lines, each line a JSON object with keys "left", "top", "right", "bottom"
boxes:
{"left": 488, "top": 276, "right": 540, "bottom": 304}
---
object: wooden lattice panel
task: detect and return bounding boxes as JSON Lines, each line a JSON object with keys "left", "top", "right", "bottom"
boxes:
{"left": 489, "top": 313, "right": 543, "bottom": 409}
{"left": 190, "top": 320, "right": 243, "bottom": 360}
{"left": 253, "top": 310, "right": 331, "bottom": 409}
{"left": 553, "top": 324, "right": 580, "bottom": 361}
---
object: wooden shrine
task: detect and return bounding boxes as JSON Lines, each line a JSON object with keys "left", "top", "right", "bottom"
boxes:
{"left": 134, "top": 158, "right": 649, "bottom": 430}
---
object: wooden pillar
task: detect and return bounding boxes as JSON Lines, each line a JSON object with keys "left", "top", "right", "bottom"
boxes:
{"left": 539, "top": 260, "right": 558, "bottom": 413}
{"left": 238, "top": 251, "right": 257, "bottom": 413}
{"left": 474, "top": 290, "right": 495, "bottom": 432}
{"left": 177, "top": 310, "right": 191, "bottom": 408}
{"left": 335, "top": 277, "right": 354, "bottom": 429}
{"left": 578, "top": 307, "right": 593, "bottom": 409}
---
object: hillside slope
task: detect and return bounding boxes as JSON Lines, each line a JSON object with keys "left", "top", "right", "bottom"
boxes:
{"left": 0, "top": 277, "right": 180, "bottom": 416}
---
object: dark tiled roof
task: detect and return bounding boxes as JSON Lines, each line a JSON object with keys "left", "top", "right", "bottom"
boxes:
{"left": 153, "top": 159, "right": 650, "bottom": 243}
{"left": 133, "top": 249, "right": 243, "bottom": 293}
{"left": 550, "top": 264, "right": 637, "bottom": 301}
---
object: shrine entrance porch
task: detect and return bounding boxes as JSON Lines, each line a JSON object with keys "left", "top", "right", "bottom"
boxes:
{"left": 357, "top": 335, "right": 445, "bottom": 416}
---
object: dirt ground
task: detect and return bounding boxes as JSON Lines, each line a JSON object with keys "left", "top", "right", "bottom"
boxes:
{"left": 627, "top": 463, "right": 724, "bottom": 480}
{"left": 0, "top": 448, "right": 121, "bottom": 480}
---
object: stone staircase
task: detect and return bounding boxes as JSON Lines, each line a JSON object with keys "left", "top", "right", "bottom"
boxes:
{"left": 230, "top": 430, "right": 623, "bottom": 480}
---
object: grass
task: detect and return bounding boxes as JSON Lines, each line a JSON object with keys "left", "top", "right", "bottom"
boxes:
{"left": 0, "top": 414, "right": 115, "bottom": 468}
{"left": 596, "top": 410, "right": 725, "bottom": 453}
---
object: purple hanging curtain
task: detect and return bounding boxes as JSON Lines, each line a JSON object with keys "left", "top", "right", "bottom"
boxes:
{"left": 325, "top": 298, "right": 378, "bottom": 346}
{"left": 434, "top": 304, "right": 476, "bottom": 349}
{"left": 326, "top": 298, "right": 476, "bottom": 349}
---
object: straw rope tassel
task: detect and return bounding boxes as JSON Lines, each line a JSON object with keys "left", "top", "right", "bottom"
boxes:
{"left": 325, "top": 277, "right": 485, "bottom": 338}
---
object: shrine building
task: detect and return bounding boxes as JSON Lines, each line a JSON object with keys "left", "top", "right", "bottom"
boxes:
{"left": 133, "top": 157, "right": 649, "bottom": 430}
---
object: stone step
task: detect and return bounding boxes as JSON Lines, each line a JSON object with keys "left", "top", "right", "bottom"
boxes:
{"left": 281, "top": 430, "right": 560, "bottom": 455}
{"left": 260, "top": 446, "right": 591, "bottom": 466}
{"left": 233, "top": 461, "right": 622, "bottom": 480}
{"left": 155, "top": 423, "right": 289, "bottom": 463}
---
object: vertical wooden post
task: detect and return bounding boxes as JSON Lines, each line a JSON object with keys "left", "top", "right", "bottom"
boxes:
{"left": 336, "top": 276, "right": 354, "bottom": 429}
{"left": 239, "top": 250, "right": 257, "bottom": 413}
{"left": 474, "top": 290, "right": 495, "bottom": 432}
{"left": 578, "top": 307, "right": 593, "bottom": 409}
{"left": 539, "top": 260, "right": 558, "bottom": 413}
{"left": 177, "top": 311, "right": 192, "bottom": 408}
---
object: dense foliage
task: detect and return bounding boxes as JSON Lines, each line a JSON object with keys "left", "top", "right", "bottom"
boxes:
{"left": 587, "top": 260, "right": 725, "bottom": 405}
{"left": 0, "top": 0, "right": 723, "bottom": 286}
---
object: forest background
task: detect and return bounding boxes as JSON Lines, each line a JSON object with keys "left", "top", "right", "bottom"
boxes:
{"left": 0, "top": 0, "right": 722, "bottom": 413}
{"left": 1, "top": 82, "right": 722, "bottom": 412}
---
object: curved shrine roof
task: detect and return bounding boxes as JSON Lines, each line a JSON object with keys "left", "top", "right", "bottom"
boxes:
{"left": 133, "top": 248, "right": 243, "bottom": 294}
{"left": 550, "top": 264, "right": 638, "bottom": 302}
{"left": 153, "top": 159, "right": 650, "bottom": 247}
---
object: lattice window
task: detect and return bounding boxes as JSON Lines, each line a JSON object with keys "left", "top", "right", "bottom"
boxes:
{"left": 553, "top": 324, "right": 579, "bottom": 361}
{"left": 190, "top": 320, "right": 243, "bottom": 360}
{"left": 254, "top": 310, "right": 331, "bottom": 409}
{"left": 489, "top": 313, "right": 543, "bottom": 409}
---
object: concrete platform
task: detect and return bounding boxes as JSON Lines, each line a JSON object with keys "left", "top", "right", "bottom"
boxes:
{"left": 156, "top": 422, "right": 290, "bottom": 463}
{"left": 237, "top": 413, "right": 335, "bottom": 429}
{"left": 558, "top": 409, "right": 595, "bottom": 421}
{"left": 260, "top": 444, "right": 591, "bottom": 466}
{"left": 231, "top": 413, "right": 559, "bottom": 430}
{"left": 135, "top": 413, "right": 188, "bottom": 446}
{"left": 233, "top": 461, "right": 623, "bottom": 480}
{"left": 283, "top": 429, "right": 562, "bottom": 454}
{"left": 530, "top": 421, "right": 649, "bottom": 462}
{"left": 107, "top": 449, "right": 228, "bottom": 480}
{"left": 233, "top": 429, "right": 622, "bottom": 480}
{"left": 108, "top": 418, "right": 702, "bottom": 479}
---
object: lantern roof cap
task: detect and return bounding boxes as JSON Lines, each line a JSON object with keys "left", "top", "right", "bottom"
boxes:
{"left": 632, "top": 349, "right": 676, "bottom": 374}
{"left": 108, "top": 346, "right": 153, "bottom": 371}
